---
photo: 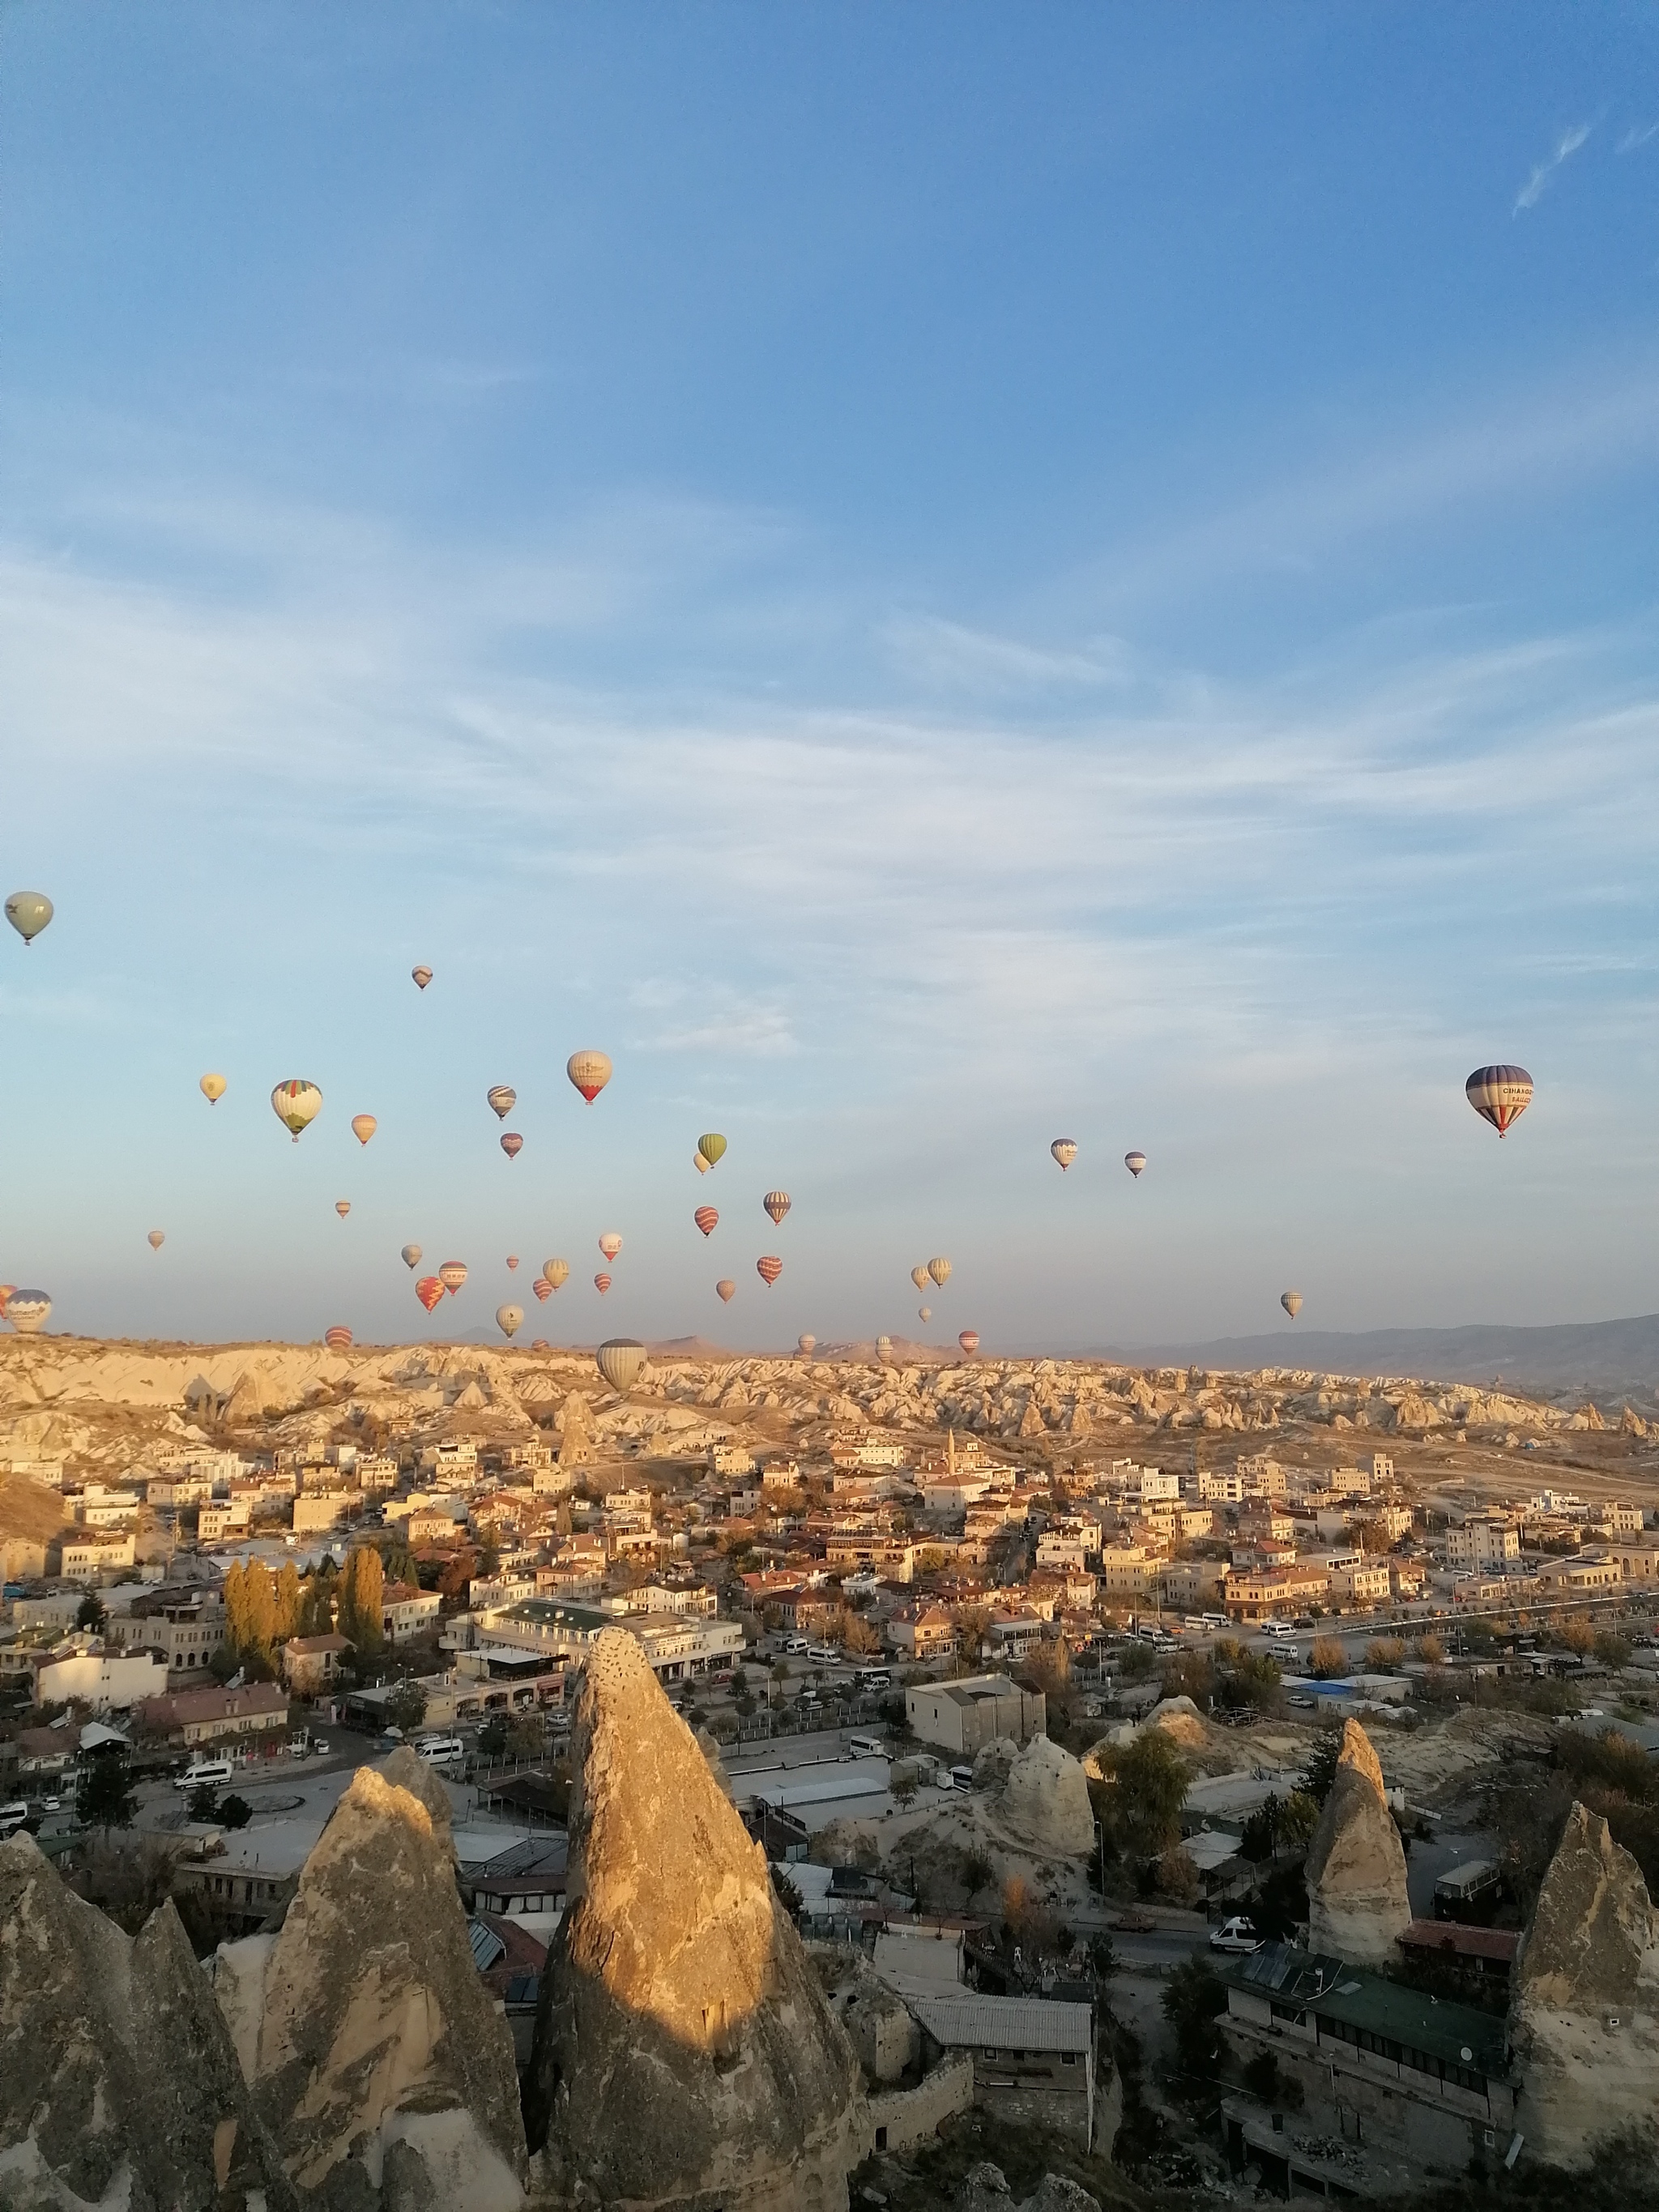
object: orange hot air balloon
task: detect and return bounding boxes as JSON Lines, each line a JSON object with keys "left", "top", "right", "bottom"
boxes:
{"left": 762, "top": 1191, "right": 791, "bottom": 1225}
{"left": 416, "top": 1276, "right": 445, "bottom": 1312}
{"left": 715, "top": 1278, "right": 736, "bottom": 1302}
{"left": 594, "top": 1272, "right": 612, "bottom": 1294}
{"left": 533, "top": 1276, "right": 552, "bottom": 1302}
{"left": 567, "top": 1050, "right": 612, "bottom": 1102}
{"left": 0, "top": 1288, "right": 15, "bottom": 1317}
{"left": 147, "top": 1230, "right": 165, "bottom": 1251}
{"left": 501, "top": 1132, "right": 524, "bottom": 1160}
{"left": 694, "top": 1207, "right": 719, "bottom": 1237}
{"left": 351, "top": 1115, "right": 377, "bottom": 1145}
{"left": 506, "top": 1255, "right": 519, "bottom": 1271}
{"left": 598, "top": 1232, "right": 622, "bottom": 1262}
{"left": 757, "top": 1255, "right": 783, "bottom": 1287}
{"left": 335, "top": 1201, "right": 351, "bottom": 1219}
{"left": 325, "top": 1325, "right": 352, "bottom": 1350}
{"left": 958, "top": 1330, "right": 980, "bottom": 1357}
{"left": 412, "top": 965, "right": 433, "bottom": 990}
{"left": 438, "top": 1260, "right": 467, "bottom": 1294}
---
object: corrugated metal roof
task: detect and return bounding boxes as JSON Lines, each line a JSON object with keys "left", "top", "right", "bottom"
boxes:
{"left": 467, "top": 1920, "right": 506, "bottom": 1971}
{"left": 909, "top": 1993, "right": 1091, "bottom": 2052}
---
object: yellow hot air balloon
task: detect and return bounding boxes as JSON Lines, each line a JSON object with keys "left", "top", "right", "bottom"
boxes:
{"left": 697, "top": 1132, "right": 727, "bottom": 1167}
{"left": 4, "top": 893, "right": 53, "bottom": 945}
{"left": 911, "top": 1265, "right": 929, "bottom": 1293}
{"left": 199, "top": 1073, "right": 227, "bottom": 1104}
{"left": 567, "top": 1051, "right": 612, "bottom": 1102}
{"left": 543, "top": 1258, "right": 570, "bottom": 1289}
{"left": 694, "top": 1153, "right": 710, "bottom": 1174}
{"left": 927, "top": 1256, "right": 952, "bottom": 1287}
{"left": 496, "top": 1303, "right": 524, "bottom": 1340}
{"left": 351, "top": 1114, "right": 377, "bottom": 1146}
{"left": 271, "top": 1080, "right": 322, "bottom": 1142}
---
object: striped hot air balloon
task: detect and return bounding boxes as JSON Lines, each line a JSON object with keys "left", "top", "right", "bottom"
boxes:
{"left": 958, "top": 1330, "right": 979, "bottom": 1357}
{"left": 1124, "top": 1151, "right": 1146, "bottom": 1178}
{"left": 487, "top": 1085, "right": 516, "bottom": 1120}
{"left": 1051, "top": 1139, "right": 1077, "bottom": 1170}
{"left": 412, "top": 965, "right": 433, "bottom": 989}
{"left": 533, "top": 1276, "right": 552, "bottom": 1302}
{"left": 911, "top": 1266, "right": 929, "bottom": 1293}
{"left": 763, "top": 1191, "right": 791, "bottom": 1225}
{"left": 757, "top": 1255, "right": 783, "bottom": 1287}
{"left": 927, "top": 1256, "right": 951, "bottom": 1287}
{"left": 694, "top": 1207, "right": 719, "bottom": 1236}
{"left": 416, "top": 1276, "right": 445, "bottom": 1312}
{"left": 594, "top": 1272, "right": 612, "bottom": 1294}
{"left": 506, "top": 1255, "right": 519, "bottom": 1271}
{"left": 1465, "top": 1064, "right": 1533, "bottom": 1136}
{"left": 1282, "top": 1291, "right": 1303, "bottom": 1319}
{"left": 567, "top": 1051, "right": 612, "bottom": 1102}
{"left": 501, "top": 1132, "right": 524, "bottom": 1160}
{"left": 271, "top": 1080, "right": 322, "bottom": 1142}
{"left": 325, "top": 1326, "right": 352, "bottom": 1351}
{"left": 595, "top": 1339, "right": 646, "bottom": 1392}
{"left": 438, "top": 1260, "right": 467, "bottom": 1294}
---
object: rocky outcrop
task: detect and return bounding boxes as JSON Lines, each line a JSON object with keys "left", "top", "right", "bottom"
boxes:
{"left": 1512, "top": 1801, "right": 1659, "bottom": 2168}
{"left": 956, "top": 2164, "right": 1101, "bottom": 2212}
{"left": 0, "top": 1831, "right": 294, "bottom": 2212}
{"left": 998, "top": 1735, "right": 1095, "bottom": 1856}
{"left": 525, "top": 1626, "right": 864, "bottom": 2210}
{"left": 1142, "top": 1694, "right": 1209, "bottom": 1750}
{"left": 381, "top": 1742, "right": 457, "bottom": 1852}
{"left": 247, "top": 1764, "right": 527, "bottom": 2212}
{"left": 1303, "top": 1720, "right": 1410, "bottom": 1968}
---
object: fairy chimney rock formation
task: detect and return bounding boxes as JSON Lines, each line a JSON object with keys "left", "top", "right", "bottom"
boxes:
{"left": 246, "top": 1762, "right": 527, "bottom": 2212}
{"left": 998, "top": 1733, "right": 1096, "bottom": 1856}
{"left": 525, "top": 1625, "right": 864, "bottom": 2210}
{"left": 1303, "top": 1719, "right": 1411, "bottom": 1967}
{"left": 1512, "top": 1800, "right": 1659, "bottom": 2167}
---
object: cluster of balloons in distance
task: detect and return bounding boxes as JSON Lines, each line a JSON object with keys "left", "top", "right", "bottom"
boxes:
{"left": 1050, "top": 1138, "right": 1146, "bottom": 1178}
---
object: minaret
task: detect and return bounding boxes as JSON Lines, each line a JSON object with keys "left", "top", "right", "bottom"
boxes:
{"left": 947, "top": 1426, "right": 957, "bottom": 1477}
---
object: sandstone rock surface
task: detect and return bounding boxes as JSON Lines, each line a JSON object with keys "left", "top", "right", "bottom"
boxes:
{"left": 955, "top": 2163, "right": 1101, "bottom": 2212}
{"left": 0, "top": 1832, "right": 293, "bottom": 2212}
{"left": 525, "top": 1626, "right": 863, "bottom": 2210}
{"left": 1303, "top": 1719, "right": 1410, "bottom": 1967}
{"left": 247, "top": 1764, "right": 526, "bottom": 2212}
{"left": 998, "top": 1734, "right": 1095, "bottom": 1856}
{"left": 1512, "top": 1800, "right": 1659, "bottom": 2168}
{"left": 1142, "top": 1695, "right": 1209, "bottom": 1749}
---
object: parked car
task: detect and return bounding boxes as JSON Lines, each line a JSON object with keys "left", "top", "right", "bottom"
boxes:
{"left": 1209, "top": 1916, "right": 1263, "bottom": 1954}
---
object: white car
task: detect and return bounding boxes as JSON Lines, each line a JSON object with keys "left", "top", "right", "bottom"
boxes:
{"left": 1209, "top": 1916, "right": 1263, "bottom": 1955}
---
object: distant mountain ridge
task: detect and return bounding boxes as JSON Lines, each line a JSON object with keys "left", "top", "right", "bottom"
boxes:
{"left": 1101, "top": 1312, "right": 1659, "bottom": 1404}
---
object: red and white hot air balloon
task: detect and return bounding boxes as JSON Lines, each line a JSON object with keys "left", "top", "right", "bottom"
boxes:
{"left": 438, "top": 1260, "right": 468, "bottom": 1295}
{"left": 598, "top": 1232, "right": 622, "bottom": 1262}
{"left": 325, "top": 1325, "right": 352, "bottom": 1351}
{"left": 757, "top": 1255, "right": 783, "bottom": 1287}
{"left": 533, "top": 1276, "right": 552, "bottom": 1302}
{"left": 416, "top": 1276, "right": 446, "bottom": 1313}
{"left": 501, "top": 1132, "right": 523, "bottom": 1160}
{"left": 958, "top": 1330, "right": 980, "bottom": 1357}
{"left": 594, "top": 1272, "right": 612, "bottom": 1294}
{"left": 567, "top": 1050, "right": 612, "bottom": 1103}
{"left": 694, "top": 1207, "right": 719, "bottom": 1237}
{"left": 506, "top": 1255, "right": 519, "bottom": 1271}
{"left": 715, "top": 1278, "right": 736, "bottom": 1302}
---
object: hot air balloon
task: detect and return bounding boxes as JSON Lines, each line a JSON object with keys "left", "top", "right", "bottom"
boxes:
{"left": 918, "top": 1305, "right": 931, "bottom": 1321}
{"left": 594, "top": 1272, "right": 612, "bottom": 1294}
{"left": 497, "top": 1304, "right": 524, "bottom": 1340}
{"left": 1051, "top": 1139, "right": 1077, "bottom": 1171}
{"left": 544, "top": 1259, "right": 570, "bottom": 1290}
{"left": 531, "top": 1337, "right": 549, "bottom": 1350}
{"left": 595, "top": 1338, "right": 646, "bottom": 1392}
{"left": 487, "top": 1086, "right": 516, "bottom": 1120}
{"left": 958, "top": 1330, "right": 979, "bottom": 1357}
{"left": 438, "top": 1260, "right": 468, "bottom": 1295}
{"left": 506, "top": 1255, "right": 519, "bottom": 1271}
{"left": 5, "top": 893, "right": 53, "bottom": 945}
{"left": 401, "top": 1243, "right": 422, "bottom": 1269}
{"left": 325, "top": 1325, "right": 352, "bottom": 1351}
{"left": 271, "top": 1080, "right": 322, "bottom": 1142}
{"left": 1282, "top": 1291, "right": 1303, "bottom": 1319}
{"left": 416, "top": 1276, "right": 445, "bottom": 1313}
{"left": 351, "top": 1115, "right": 377, "bottom": 1146}
{"left": 763, "top": 1191, "right": 791, "bottom": 1225}
{"left": 715, "top": 1279, "right": 736, "bottom": 1302}
{"left": 798, "top": 1333, "right": 816, "bottom": 1357}
{"left": 694, "top": 1153, "right": 710, "bottom": 1174}
{"left": 1124, "top": 1151, "right": 1146, "bottom": 1178}
{"left": 694, "top": 1207, "right": 719, "bottom": 1237}
{"left": 7, "top": 1290, "right": 52, "bottom": 1334}
{"left": 927, "top": 1256, "right": 951, "bottom": 1287}
{"left": 501, "top": 1132, "right": 524, "bottom": 1160}
{"left": 598, "top": 1233, "right": 622, "bottom": 1262}
{"left": 147, "top": 1230, "right": 164, "bottom": 1251}
{"left": 757, "top": 1255, "right": 783, "bottom": 1286}
{"left": 412, "top": 965, "right": 433, "bottom": 990}
{"left": 567, "top": 1051, "right": 612, "bottom": 1103}
{"left": 1465, "top": 1064, "right": 1533, "bottom": 1136}
{"left": 199, "top": 1073, "right": 226, "bottom": 1104}
{"left": 0, "top": 1288, "right": 17, "bottom": 1317}
{"left": 335, "top": 1201, "right": 351, "bottom": 1219}
{"left": 697, "top": 1133, "right": 727, "bottom": 1168}
{"left": 876, "top": 1335, "right": 893, "bottom": 1362}
{"left": 533, "top": 1276, "right": 552, "bottom": 1302}
{"left": 911, "top": 1265, "right": 930, "bottom": 1293}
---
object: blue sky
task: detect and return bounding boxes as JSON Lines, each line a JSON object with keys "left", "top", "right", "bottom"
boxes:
{"left": 2, "top": 2, "right": 1658, "bottom": 1351}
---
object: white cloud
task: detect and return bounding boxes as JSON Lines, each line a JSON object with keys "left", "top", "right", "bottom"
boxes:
{"left": 1514, "top": 122, "right": 1592, "bottom": 213}
{"left": 1617, "top": 123, "right": 1658, "bottom": 154}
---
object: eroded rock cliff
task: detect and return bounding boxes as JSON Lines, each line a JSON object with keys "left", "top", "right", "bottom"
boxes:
{"left": 1303, "top": 1719, "right": 1410, "bottom": 1968}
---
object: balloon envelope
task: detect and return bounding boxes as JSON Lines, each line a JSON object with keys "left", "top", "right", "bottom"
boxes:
{"left": 595, "top": 1338, "right": 646, "bottom": 1392}
{"left": 1282, "top": 1291, "right": 1303, "bottom": 1319}
{"left": 416, "top": 1276, "right": 445, "bottom": 1313}
{"left": 958, "top": 1330, "right": 979, "bottom": 1356}
{"left": 147, "top": 1230, "right": 164, "bottom": 1251}
{"left": 911, "top": 1265, "right": 929, "bottom": 1292}
{"left": 4, "top": 892, "right": 52, "bottom": 944}
{"left": 506, "top": 1255, "right": 519, "bottom": 1271}
{"left": 271, "top": 1080, "right": 322, "bottom": 1140}
{"left": 757, "top": 1255, "right": 783, "bottom": 1286}
{"left": 697, "top": 1132, "right": 727, "bottom": 1167}
{"left": 1465, "top": 1064, "right": 1533, "bottom": 1136}
{"left": 694, "top": 1207, "right": 719, "bottom": 1237}
{"left": 715, "top": 1278, "right": 736, "bottom": 1302}
{"left": 412, "top": 965, "right": 433, "bottom": 989}
{"left": 763, "top": 1191, "right": 791, "bottom": 1225}
{"left": 567, "top": 1050, "right": 612, "bottom": 1102}
{"left": 487, "top": 1085, "right": 516, "bottom": 1119}
{"left": 501, "top": 1132, "right": 524, "bottom": 1159}
{"left": 1051, "top": 1139, "right": 1077, "bottom": 1170}
{"left": 325, "top": 1325, "right": 352, "bottom": 1350}
{"left": 351, "top": 1114, "right": 377, "bottom": 1145}
{"left": 694, "top": 1153, "right": 710, "bottom": 1174}
{"left": 533, "top": 1276, "right": 552, "bottom": 1302}
{"left": 335, "top": 1201, "right": 351, "bottom": 1219}
{"left": 8, "top": 1290, "right": 52, "bottom": 1333}
{"left": 199, "top": 1072, "right": 227, "bottom": 1104}
{"left": 496, "top": 1303, "right": 524, "bottom": 1339}
{"left": 543, "top": 1258, "right": 570, "bottom": 1289}
{"left": 798, "top": 1333, "right": 816, "bottom": 1357}
{"left": 598, "top": 1232, "right": 623, "bottom": 1261}
{"left": 401, "top": 1243, "right": 422, "bottom": 1269}
{"left": 927, "top": 1256, "right": 951, "bottom": 1287}
{"left": 0, "top": 1288, "right": 14, "bottom": 1316}
{"left": 531, "top": 1337, "right": 549, "bottom": 1350}
{"left": 919, "top": 1305, "right": 931, "bottom": 1320}
{"left": 438, "top": 1260, "right": 467, "bottom": 1294}
{"left": 594, "top": 1272, "right": 612, "bottom": 1294}
{"left": 1124, "top": 1151, "right": 1146, "bottom": 1178}
{"left": 876, "top": 1336, "right": 893, "bottom": 1362}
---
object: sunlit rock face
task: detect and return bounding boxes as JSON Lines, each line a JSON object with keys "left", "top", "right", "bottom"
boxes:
{"left": 525, "top": 1626, "right": 864, "bottom": 2210}
{"left": 1303, "top": 1719, "right": 1411, "bottom": 1968}
{"left": 1513, "top": 1801, "right": 1659, "bottom": 2169}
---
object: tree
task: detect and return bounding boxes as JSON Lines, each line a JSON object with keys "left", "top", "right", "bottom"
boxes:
{"left": 76, "top": 1753, "right": 136, "bottom": 1831}
{"left": 1414, "top": 1632, "right": 1446, "bottom": 1666}
{"left": 273, "top": 1562, "right": 302, "bottom": 1642}
{"left": 296, "top": 1566, "right": 336, "bottom": 1638}
{"left": 891, "top": 1770, "right": 919, "bottom": 1809}
{"left": 1366, "top": 1637, "right": 1405, "bottom": 1669}
{"left": 217, "top": 1794, "right": 253, "bottom": 1830}
{"left": 479, "top": 1711, "right": 543, "bottom": 1759}
{"left": 1162, "top": 1956, "right": 1228, "bottom": 2085}
{"left": 337, "top": 1545, "right": 385, "bottom": 1654}
{"left": 1558, "top": 1614, "right": 1596, "bottom": 1657}
{"left": 383, "top": 1679, "right": 428, "bottom": 1734}
{"left": 1299, "top": 1725, "right": 1345, "bottom": 1807}
{"left": 75, "top": 1592, "right": 108, "bottom": 1633}
{"left": 187, "top": 1783, "right": 220, "bottom": 1822}
{"left": 840, "top": 1611, "right": 882, "bottom": 1656}
{"left": 961, "top": 1848, "right": 995, "bottom": 1904}
{"left": 1595, "top": 1630, "right": 1634, "bottom": 1670}
{"left": 1309, "top": 1635, "right": 1347, "bottom": 1680}
{"left": 473, "top": 1524, "right": 501, "bottom": 1579}
{"left": 1101, "top": 1728, "right": 1189, "bottom": 1861}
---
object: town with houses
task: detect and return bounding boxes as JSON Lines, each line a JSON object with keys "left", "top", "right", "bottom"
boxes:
{"left": 4, "top": 1335, "right": 1659, "bottom": 2210}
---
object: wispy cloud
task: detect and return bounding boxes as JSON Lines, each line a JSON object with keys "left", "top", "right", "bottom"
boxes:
{"left": 1514, "top": 122, "right": 1592, "bottom": 213}
{"left": 1617, "top": 123, "right": 1659, "bottom": 154}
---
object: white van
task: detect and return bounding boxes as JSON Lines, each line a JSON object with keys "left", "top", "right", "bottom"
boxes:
{"left": 175, "top": 1759, "right": 236, "bottom": 1792}
{"left": 415, "top": 1736, "right": 465, "bottom": 1767}
{"left": 1261, "top": 1621, "right": 1296, "bottom": 1640}
{"left": 845, "top": 1734, "right": 886, "bottom": 1759}
{"left": 0, "top": 1801, "right": 29, "bottom": 1835}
